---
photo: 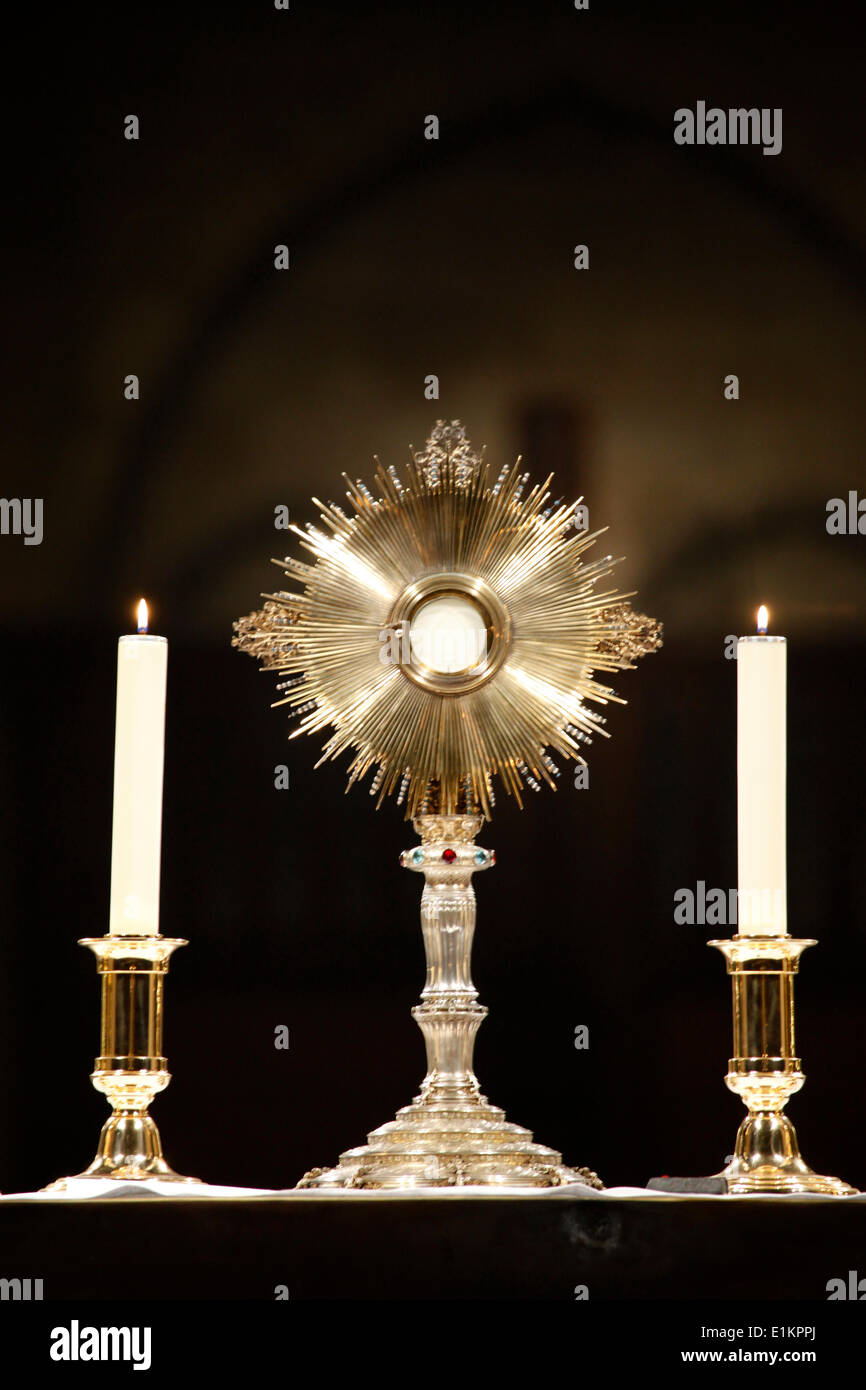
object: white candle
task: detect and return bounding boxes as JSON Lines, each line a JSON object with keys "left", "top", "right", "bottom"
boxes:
{"left": 737, "top": 605, "right": 787, "bottom": 936}
{"left": 108, "top": 599, "right": 168, "bottom": 936}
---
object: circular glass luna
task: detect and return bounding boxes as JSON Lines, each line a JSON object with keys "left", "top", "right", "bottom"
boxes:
{"left": 409, "top": 594, "right": 488, "bottom": 675}
{"left": 388, "top": 571, "right": 512, "bottom": 695}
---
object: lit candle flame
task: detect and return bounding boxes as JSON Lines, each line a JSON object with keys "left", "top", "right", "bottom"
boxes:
{"left": 756, "top": 604, "right": 768, "bottom": 635}
{"left": 137, "top": 598, "right": 149, "bottom": 634}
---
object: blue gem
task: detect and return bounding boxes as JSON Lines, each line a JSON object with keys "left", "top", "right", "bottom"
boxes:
{"left": 412, "top": 848, "right": 424, "bottom": 865}
{"left": 474, "top": 850, "right": 487, "bottom": 865}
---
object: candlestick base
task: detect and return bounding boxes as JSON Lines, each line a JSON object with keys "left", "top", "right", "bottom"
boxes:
{"left": 709, "top": 935, "right": 857, "bottom": 1197}
{"left": 43, "top": 935, "right": 200, "bottom": 1192}
{"left": 719, "top": 1113, "right": 856, "bottom": 1196}
{"left": 297, "top": 815, "right": 602, "bottom": 1191}
{"left": 43, "top": 1099, "right": 198, "bottom": 1191}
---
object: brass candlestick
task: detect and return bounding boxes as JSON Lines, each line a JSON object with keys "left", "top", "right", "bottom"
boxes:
{"left": 298, "top": 815, "right": 601, "bottom": 1188}
{"left": 709, "top": 935, "right": 856, "bottom": 1195}
{"left": 45, "top": 934, "right": 199, "bottom": 1190}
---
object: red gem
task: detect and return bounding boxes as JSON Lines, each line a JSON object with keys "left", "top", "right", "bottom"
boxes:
{"left": 442, "top": 848, "right": 457, "bottom": 863}
{"left": 490, "top": 850, "right": 496, "bottom": 864}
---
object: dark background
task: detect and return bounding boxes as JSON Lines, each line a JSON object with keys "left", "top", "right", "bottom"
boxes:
{"left": 1, "top": 2, "right": 864, "bottom": 1196}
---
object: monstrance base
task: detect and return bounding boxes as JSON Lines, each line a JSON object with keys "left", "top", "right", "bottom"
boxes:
{"left": 297, "top": 1093, "right": 602, "bottom": 1190}
{"left": 297, "top": 816, "right": 602, "bottom": 1191}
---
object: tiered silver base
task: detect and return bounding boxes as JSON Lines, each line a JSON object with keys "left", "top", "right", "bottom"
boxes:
{"left": 298, "top": 1097, "right": 599, "bottom": 1190}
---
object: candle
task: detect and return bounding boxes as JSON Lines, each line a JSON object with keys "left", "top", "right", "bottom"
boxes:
{"left": 737, "top": 605, "right": 787, "bottom": 935}
{"left": 108, "top": 599, "right": 168, "bottom": 936}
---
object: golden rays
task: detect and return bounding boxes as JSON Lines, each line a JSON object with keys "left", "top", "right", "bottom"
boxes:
{"left": 233, "top": 421, "right": 661, "bottom": 818}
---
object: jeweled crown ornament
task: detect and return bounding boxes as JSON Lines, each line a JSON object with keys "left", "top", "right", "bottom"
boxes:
{"left": 234, "top": 420, "right": 661, "bottom": 1188}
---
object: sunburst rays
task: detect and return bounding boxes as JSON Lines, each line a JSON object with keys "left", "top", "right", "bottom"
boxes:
{"left": 233, "top": 421, "right": 661, "bottom": 818}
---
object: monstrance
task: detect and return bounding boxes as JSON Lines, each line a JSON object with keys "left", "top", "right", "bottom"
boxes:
{"left": 233, "top": 420, "right": 661, "bottom": 1188}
